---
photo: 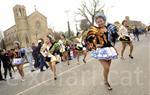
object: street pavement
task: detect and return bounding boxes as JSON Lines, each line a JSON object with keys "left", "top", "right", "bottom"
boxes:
{"left": 0, "top": 35, "right": 149, "bottom": 95}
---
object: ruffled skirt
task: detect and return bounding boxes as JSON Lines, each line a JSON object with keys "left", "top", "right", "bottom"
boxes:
{"left": 12, "top": 58, "right": 24, "bottom": 65}
{"left": 91, "top": 47, "right": 118, "bottom": 60}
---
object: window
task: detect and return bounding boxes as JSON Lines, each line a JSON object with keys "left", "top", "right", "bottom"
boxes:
{"left": 36, "top": 21, "right": 41, "bottom": 29}
{"left": 19, "top": 8, "right": 22, "bottom": 16}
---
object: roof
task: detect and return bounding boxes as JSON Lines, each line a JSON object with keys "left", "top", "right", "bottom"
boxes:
{"left": 3, "top": 25, "right": 16, "bottom": 32}
{"left": 28, "top": 10, "right": 47, "bottom": 19}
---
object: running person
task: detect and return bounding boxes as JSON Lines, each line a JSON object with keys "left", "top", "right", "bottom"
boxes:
{"left": 45, "top": 35, "right": 59, "bottom": 80}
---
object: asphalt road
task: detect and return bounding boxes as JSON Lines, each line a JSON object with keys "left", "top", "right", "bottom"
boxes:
{"left": 0, "top": 35, "right": 149, "bottom": 95}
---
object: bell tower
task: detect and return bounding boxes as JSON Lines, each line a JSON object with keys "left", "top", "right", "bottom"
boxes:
{"left": 13, "top": 5, "right": 30, "bottom": 47}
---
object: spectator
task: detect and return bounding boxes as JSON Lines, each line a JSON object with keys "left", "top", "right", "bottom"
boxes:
{"left": 0, "top": 49, "right": 13, "bottom": 80}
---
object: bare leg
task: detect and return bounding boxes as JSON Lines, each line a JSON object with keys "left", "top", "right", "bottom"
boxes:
{"left": 128, "top": 42, "right": 134, "bottom": 59}
{"left": 17, "top": 64, "right": 24, "bottom": 80}
{"left": 48, "top": 62, "right": 52, "bottom": 70}
{"left": 63, "top": 52, "right": 70, "bottom": 65}
{"left": 83, "top": 50, "right": 87, "bottom": 64}
{"left": 121, "top": 42, "right": 127, "bottom": 59}
{"left": 50, "top": 62, "right": 57, "bottom": 80}
{"left": 77, "top": 51, "right": 80, "bottom": 64}
{"left": 100, "top": 59, "right": 112, "bottom": 90}
{"left": 66, "top": 52, "right": 70, "bottom": 65}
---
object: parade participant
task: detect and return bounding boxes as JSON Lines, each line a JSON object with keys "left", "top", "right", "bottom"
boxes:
{"left": 114, "top": 21, "right": 134, "bottom": 59}
{"left": 44, "top": 35, "right": 58, "bottom": 80}
{"left": 7, "top": 49, "right": 15, "bottom": 72}
{"left": 106, "top": 23, "right": 119, "bottom": 46}
{"left": 37, "top": 38, "right": 49, "bottom": 72}
{"left": 25, "top": 45, "right": 35, "bottom": 72}
{"left": 0, "top": 50, "right": 13, "bottom": 80}
{"left": 75, "top": 32, "right": 87, "bottom": 64}
{"left": 12, "top": 41, "right": 25, "bottom": 81}
{"left": 86, "top": 12, "right": 118, "bottom": 90}
{"left": 59, "top": 34, "right": 70, "bottom": 65}
{"left": 31, "top": 43, "right": 38, "bottom": 68}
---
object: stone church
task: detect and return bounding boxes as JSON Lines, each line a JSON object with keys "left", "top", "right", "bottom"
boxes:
{"left": 125, "top": 16, "right": 146, "bottom": 29}
{"left": 3, "top": 5, "right": 53, "bottom": 50}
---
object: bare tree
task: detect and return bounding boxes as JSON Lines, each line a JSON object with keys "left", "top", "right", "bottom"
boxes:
{"left": 76, "top": 0, "right": 104, "bottom": 26}
{"left": 80, "top": 19, "right": 90, "bottom": 31}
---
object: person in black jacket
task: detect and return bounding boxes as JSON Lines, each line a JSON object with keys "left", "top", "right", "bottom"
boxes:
{"left": 31, "top": 43, "right": 38, "bottom": 68}
{"left": 0, "top": 50, "right": 13, "bottom": 80}
{"left": 133, "top": 27, "right": 140, "bottom": 41}
{"left": 37, "top": 38, "right": 49, "bottom": 72}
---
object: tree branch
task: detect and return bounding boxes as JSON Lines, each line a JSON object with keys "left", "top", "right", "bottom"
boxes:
{"left": 77, "top": 8, "right": 92, "bottom": 25}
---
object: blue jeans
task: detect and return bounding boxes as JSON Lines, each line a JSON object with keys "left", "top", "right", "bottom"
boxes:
{"left": 38, "top": 54, "right": 49, "bottom": 71}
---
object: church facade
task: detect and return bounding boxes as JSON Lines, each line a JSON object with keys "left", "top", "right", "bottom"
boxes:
{"left": 3, "top": 5, "right": 53, "bottom": 50}
{"left": 125, "top": 16, "right": 146, "bottom": 29}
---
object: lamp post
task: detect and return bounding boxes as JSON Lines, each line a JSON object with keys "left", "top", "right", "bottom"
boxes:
{"left": 74, "top": 16, "right": 79, "bottom": 33}
{"left": 65, "top": 10, "right": 71, "bottom": 37}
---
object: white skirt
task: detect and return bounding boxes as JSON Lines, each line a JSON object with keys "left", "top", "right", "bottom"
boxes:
{"left": 12, "top": 58, "right": 24, "bottom": 65}
{"left": 91, "top": 47, "right": 118, "bottom": 60}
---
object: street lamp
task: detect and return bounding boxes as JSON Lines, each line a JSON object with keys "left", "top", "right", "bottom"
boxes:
{"left": 65, "top": 10, "right": 71, "bottom": 37}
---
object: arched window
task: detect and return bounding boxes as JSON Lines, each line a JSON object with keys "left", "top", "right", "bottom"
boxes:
{"left": 35, "top": 21, "right": 41, "bottom": 40}
{"left": 22, "top": 8, "right": 26, "bottom": 16}
{"left": 19, "top": 8, "right": 22, "bottom": 16}
{"left": 16, "top": 9, "right": 19, "bottom": 16}
{"left": 36, "top": 21, "right": 41, "bottom": 29}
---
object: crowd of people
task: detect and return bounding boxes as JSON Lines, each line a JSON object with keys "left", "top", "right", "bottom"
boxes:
{"left": 0, "top": 32, "right": 88, "bottom": 81}
{"left": 0, "top": 12, "right": 147, "bottom": 90}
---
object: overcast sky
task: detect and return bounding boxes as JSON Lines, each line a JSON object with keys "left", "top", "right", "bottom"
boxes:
{"left": 0, "top": 0, "right": 150, "bottom": 34}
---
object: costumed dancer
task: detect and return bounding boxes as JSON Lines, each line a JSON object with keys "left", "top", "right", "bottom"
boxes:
{"left": 114, "top": 21, "right": 134, "bottom": 59}
{"left": 75, "top": 32, "right": 87, "bottom": 64}
{"left": 45, "top": 35, "right": 59, "bottom": 80}
{"left": 12, "top": 41, "right": 25, "bottom": 81}
{"left": 86, "top": 13, "right": 118, "bottom": 90}
{"left": 59, "top": 34, "right": 70, "bottom": 65}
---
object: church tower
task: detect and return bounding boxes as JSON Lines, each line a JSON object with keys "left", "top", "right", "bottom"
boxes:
{"left": 13, "top": 5, "right": 30, "bottom": 47}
